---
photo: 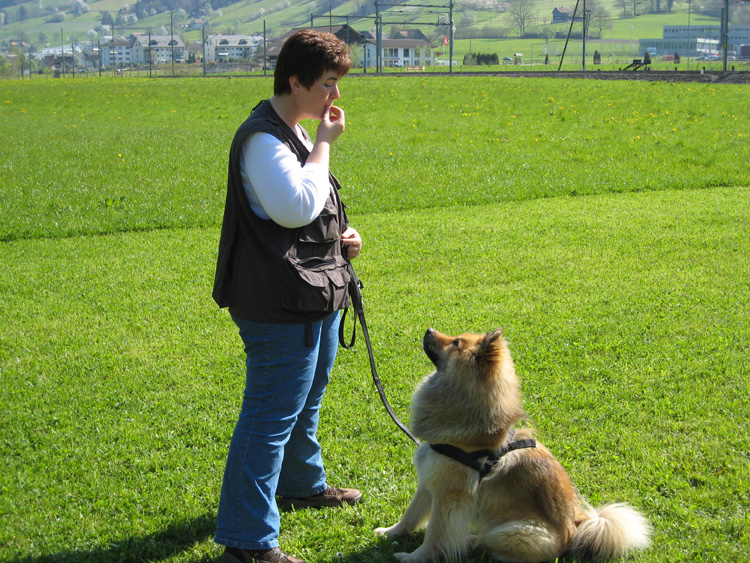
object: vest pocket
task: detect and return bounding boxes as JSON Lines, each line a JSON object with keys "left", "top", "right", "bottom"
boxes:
{"left": 297, "top": 198, "right": 339, "bottom": 245}
{"left": 286, "top": 256, "right": 350, "bottom": 313}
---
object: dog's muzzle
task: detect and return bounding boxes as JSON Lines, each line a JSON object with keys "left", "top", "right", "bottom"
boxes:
{"left": 423, "top": 328, "right": 442, "bottom": 368}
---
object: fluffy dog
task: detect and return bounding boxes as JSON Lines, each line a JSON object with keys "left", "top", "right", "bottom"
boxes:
{"left": 375, "top": 328, "right": 651, "bottom": 562}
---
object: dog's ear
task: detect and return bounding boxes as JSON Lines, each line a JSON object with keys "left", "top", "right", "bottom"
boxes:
{"left": 487, "top": 328, "right": 503, "bottom": 341}
{"left": 474, "top": 328, "right": 504, "bottom": 374}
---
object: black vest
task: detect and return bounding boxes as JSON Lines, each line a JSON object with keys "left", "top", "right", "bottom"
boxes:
{"left": 212, "top": 100, "right": 351, "bottom": 323}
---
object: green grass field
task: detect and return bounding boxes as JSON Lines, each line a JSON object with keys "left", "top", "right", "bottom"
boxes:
{"left": 1, "top": 75, "right": 749, "bottom": 562}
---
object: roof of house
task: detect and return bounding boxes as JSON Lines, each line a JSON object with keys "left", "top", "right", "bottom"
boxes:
{"left": 110, "top": 37, "right": 133, "bottom": 47}
{"left": 554, "top": 6, "right": 574, "bottom": 13}
{"left": 391, "top": 29, "right": 429, "bottom": 41}
{"left": 365, "top": 38, "right": 434, "bottom": 48}
{"left": 210, "top": 34, "right": 259, "bottom": 47}
{"left": 132, "top": 35, "right": 185, "bottom": 48}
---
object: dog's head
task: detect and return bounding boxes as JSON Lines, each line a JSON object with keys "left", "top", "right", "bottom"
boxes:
{"left": 410, "top": 328, "right": 524, "bottom": 448}
{"left": 423, "top": 327, "right": 506, "bottom": 377}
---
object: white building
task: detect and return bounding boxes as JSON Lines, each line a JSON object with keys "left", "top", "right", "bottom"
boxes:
{"left": 101, "top": 37, "right": 135, "bottom": 67}
{"left": 204, "top": 34, "right": 260, "bottom": 63}
{"left": 100, "top": 35, "right": 186, "bottom": 67}
{"left": 364, "top": 38, "right": 435, "bottom": 67}
{"left": 640, "top": 24, "right": 750, "bottom": 57}
{"left": 362, "top": 30, "right": 435, "bottom": 68}
{"left": 131, "top": 35, "right": 186, "bottom": 64}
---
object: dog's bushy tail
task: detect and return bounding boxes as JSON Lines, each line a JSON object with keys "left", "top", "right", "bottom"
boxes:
{"left": 570, "top": 502, "right": 651, "bottom": 562}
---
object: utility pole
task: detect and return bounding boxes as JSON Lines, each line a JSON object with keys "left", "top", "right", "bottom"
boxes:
{"left": 149, "top": 31, "right": 153, "bottom": 77}
{"left": 263, "top": 20, "right": 267, "bottom": 76}
{"left": 112, "top": 24, "right": 116, "bottom": 77}
{"left": 582, "top": 0, "right": 586, "bottom": 71}
{"left": 720, "top": 0, "right": 729, "bottom": 72}
{"left": 449, "top": 0, "right": 454, "bottom": 73}
{"left": 375, "top": 1, "right": 381, "bottom": 73}
{"left": 170, "top": 10, "right": 175, "bottom": 77}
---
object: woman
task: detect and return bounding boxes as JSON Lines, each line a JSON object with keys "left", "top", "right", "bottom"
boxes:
{"left": 212, "top": 29, "right": 362, "bottom": 563}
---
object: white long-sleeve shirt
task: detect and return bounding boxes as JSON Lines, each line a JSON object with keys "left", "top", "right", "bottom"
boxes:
{"left": 240, "top": 130, "right": 330, "bottom": 228}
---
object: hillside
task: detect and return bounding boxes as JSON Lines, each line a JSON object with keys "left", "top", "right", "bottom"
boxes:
{"left": 0, "top": 0, "right": 731, "bottom": 59}
{"left": 0, "top": 0, "right": 750, "bottom": 69}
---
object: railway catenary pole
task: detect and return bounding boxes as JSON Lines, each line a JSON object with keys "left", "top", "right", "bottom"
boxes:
{"left": 311, "top": 2, "right": 455, "bottom": 74}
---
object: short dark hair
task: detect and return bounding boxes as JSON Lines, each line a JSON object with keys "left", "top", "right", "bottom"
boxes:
{"left": 274, "top": 29, "right": 351, "bottom": 96}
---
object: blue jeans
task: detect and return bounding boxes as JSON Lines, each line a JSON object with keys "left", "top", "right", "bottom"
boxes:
{"left": 215, "top": 311, "right": 341, "bottom": 550}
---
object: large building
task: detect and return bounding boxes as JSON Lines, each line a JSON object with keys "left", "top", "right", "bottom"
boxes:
{"left": 204, "top": 34, "right": 261, "bottom": 63}
{"left": 364, "top": 29, "right": 435, "bottom": 68}
{"left": 132, "top": 35, "right": 186, "bottom": 64}
{"left": 639, "top": 24, "right": 750, "bottom": 57}
{"left": 100, "top": 35, "right": 186, "bottom": 67}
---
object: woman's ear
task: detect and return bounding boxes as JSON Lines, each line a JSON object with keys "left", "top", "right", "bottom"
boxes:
{"left": 288, "top": 75, "right": 302, "bottom": 94}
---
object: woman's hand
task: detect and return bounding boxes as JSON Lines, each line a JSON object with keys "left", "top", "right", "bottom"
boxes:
{"left": 316, "top": 105, "right": 345, "bottom": 145}
{"left": 341, "top": 227, "right": 362, "bottom": 260}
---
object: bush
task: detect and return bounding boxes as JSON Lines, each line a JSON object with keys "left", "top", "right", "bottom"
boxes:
{"left": 463, "top": 52, "right": 498, "bottom": 66}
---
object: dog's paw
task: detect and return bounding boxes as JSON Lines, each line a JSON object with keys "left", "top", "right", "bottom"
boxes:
{"left": 393, "top": 552, "right": 415, "bottom": 562}
{"left": 374, "top": 525, "right": 398, "bottom": 536}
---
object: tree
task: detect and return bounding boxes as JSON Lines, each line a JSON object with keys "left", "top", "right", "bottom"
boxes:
{"left": 735, "top": 4, "right": 750, "bottom": 25}
{"left": 508, "top": 0, "right": 535, "bottom": 38}
{"left": 588, "top": 0, "right": 612, "bottom": 38}
{"left": 461, "top": 8, "right": 477, "bottom": 29}
{"left": 101, "top": 11, "right": 114, "bottom": 27}
{"left": 436, "top": 14, "right": 452, "bottom": 41}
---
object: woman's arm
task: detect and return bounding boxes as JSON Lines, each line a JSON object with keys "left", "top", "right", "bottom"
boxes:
{"left": 241, "top": 132, "right": 330, "bottom": 228}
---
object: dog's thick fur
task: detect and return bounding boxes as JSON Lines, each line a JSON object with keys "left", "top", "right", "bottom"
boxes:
{"left": 375, "top": 328, "right": 651, "bottom": 562}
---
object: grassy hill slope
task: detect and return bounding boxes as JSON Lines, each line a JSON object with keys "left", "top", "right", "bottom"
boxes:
{"left": 1, "top": 0, "right": 726, "bottom": 57}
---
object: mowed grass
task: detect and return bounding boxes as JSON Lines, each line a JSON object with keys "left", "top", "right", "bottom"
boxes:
{"left": 1, "top": 76, "right": 748, "bottom": 240}
{"left": 1, "top": 76, "right": 749, "bottom": 562}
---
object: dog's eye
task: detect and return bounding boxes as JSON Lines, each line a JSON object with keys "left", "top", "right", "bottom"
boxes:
{"left": 451, "top": 338, "right": 461, "bottom": 348}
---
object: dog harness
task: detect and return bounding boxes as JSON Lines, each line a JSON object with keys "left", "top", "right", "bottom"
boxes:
{"left": 430, "top": 429, "right": 537, "bottom": 479}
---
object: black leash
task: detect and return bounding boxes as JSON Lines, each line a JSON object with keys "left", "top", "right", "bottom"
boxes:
{"left": 339, "top": 261, "right": 422, "bottom": 447}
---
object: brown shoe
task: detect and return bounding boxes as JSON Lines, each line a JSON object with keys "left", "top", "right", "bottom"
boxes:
{"left": 222, "top": 546, "right": 306, "bottom": 563}
{"left": 278, "top": 485, "right": 362, "bottom": 510}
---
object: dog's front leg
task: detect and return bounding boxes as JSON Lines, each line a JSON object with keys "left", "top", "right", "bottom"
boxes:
{"left": 399, "top": 487, "right": 474, "bottom": 562}
{"left": 375, "top": 482, "right": 432, "bottom": 537}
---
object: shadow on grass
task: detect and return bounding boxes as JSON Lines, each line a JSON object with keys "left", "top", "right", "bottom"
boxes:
{"left": 316, "top": 533, "right": 577, "bottom": 563}
{"left": 6, "top": 513, "right": 220, "bottom": 563}
{"left": 7, "top": 517, "right": 577, "bottom": 563}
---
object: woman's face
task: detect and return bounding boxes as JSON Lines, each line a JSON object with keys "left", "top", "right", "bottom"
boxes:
{"left": 297, "top": 70, "right": 342, "bottom": 120}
